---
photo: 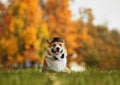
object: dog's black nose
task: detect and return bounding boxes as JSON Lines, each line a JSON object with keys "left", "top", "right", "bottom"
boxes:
{"left": 56, "top": 47, "right": 60, "bottom": 51}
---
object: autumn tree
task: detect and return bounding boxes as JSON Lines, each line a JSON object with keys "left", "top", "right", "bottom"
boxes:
{"left": 43, "top": 0, "right": 80, "bottom": 59}
{"left": 0, "top": 0, "right": 49, "bottom": 67}
{"left": 79, "top": 8, "right": 120, "bottom": 69}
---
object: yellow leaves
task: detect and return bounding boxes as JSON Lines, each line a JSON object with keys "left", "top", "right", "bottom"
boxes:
{"left": 20, "top": 2, "right": 27, "bottom": 9}
{"left": 34, "top": 40, "right": 41, "bottom": 51}
{"left": 23, "top": 26, "right": 37, "bottom": 47}
{"left": 17, "top": 55, "right": 24, "bottom": 63}
{"left": 40, "top": 23, "right": 49, "bottom": 37}
{"left": 19, "top": 2, "right": 28, "bottom": 15}
{"left": 5, "top": 36, "right": 18, "bottom": 56}
{"left": 65, "top": 27, "right": 77, "bottom": 45}
{"left": 9, "top": 18, "right": 24, "bottom": 32}
{"left": 60, "top": 0, "right": 68, "bottom": 7}
{"left": 65, "top": 35, "right": 77, "bottom": 54}
{"left": 1, "top": 0, "right": 48, "bottom": 66}
{"left": 9, "top": 18, "right": 14, "bottom": 32}
{"left": 80, "top": 27, "right": 89, "bottom": 41}
{"left": 29, "top": 0, "right": 38, "bottom": 11}
{"left": 25, "top": 45, "right": 31, "bottom": 49}
{"left": 24, "top": 0, "right": 42, "bottom": 26}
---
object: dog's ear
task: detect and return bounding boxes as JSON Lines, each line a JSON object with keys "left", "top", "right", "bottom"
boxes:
{"left": 47, "top": 40, "right": 51, "bottom": 44}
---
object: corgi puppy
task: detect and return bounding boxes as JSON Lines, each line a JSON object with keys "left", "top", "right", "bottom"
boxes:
{"left": 43, "top": 37, "right": 67, "bottom": 72}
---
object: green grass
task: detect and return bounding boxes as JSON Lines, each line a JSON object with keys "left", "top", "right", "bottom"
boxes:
{"left": 0, "top": 68, "right": 120, "bottom": 85}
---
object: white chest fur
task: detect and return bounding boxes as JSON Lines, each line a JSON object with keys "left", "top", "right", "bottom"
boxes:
{"left": 45, "top": 57, "right": 67, "bottom": 72}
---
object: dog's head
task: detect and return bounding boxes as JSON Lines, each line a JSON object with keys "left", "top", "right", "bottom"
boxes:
{"left": 46, "top": 37, "right": 67, "bottom": 60}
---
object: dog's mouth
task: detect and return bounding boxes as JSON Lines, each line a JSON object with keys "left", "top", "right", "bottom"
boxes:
{"left": 52, "top": 49, "right": 63, "bottom": 55}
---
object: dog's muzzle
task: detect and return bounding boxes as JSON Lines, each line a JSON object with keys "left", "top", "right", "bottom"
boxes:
{"left": 51, "top": 49, "right": 63, "bottom": 55}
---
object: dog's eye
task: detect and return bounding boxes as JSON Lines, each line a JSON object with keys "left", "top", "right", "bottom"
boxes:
{"left": 59, "top": 44, "right": 62, "bottom": 46}
{"left": 52, "top": 44, "right": 56, "bottom": 47}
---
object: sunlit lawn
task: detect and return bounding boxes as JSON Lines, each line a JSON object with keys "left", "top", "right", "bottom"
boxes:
{"left": 0, "top": 68, "right": 120, "bottom": 85}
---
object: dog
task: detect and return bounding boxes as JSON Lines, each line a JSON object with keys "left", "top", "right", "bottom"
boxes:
{"left": 43, "top": 37, "right": 67, "bottom": 72}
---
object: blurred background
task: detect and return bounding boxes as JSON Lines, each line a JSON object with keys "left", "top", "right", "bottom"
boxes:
{"left": 0, "top": 0, "right": 120, "bottom": 70}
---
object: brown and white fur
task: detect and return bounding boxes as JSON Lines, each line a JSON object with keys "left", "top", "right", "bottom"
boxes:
{"left": 43, "top": 38, "right": 67, "bottom": 72}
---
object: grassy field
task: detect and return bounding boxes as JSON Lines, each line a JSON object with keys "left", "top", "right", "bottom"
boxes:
{"left": 0, "top": 68, "right": 120, "bottom": 85}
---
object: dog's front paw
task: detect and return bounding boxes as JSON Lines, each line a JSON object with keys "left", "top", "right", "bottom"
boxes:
{"left": 62, "top": 67, "right": 71, "bottom": 73}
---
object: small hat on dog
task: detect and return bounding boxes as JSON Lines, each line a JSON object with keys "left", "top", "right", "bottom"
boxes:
{"left": 51, "top": 37, "right": 63, "bottom": 43}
